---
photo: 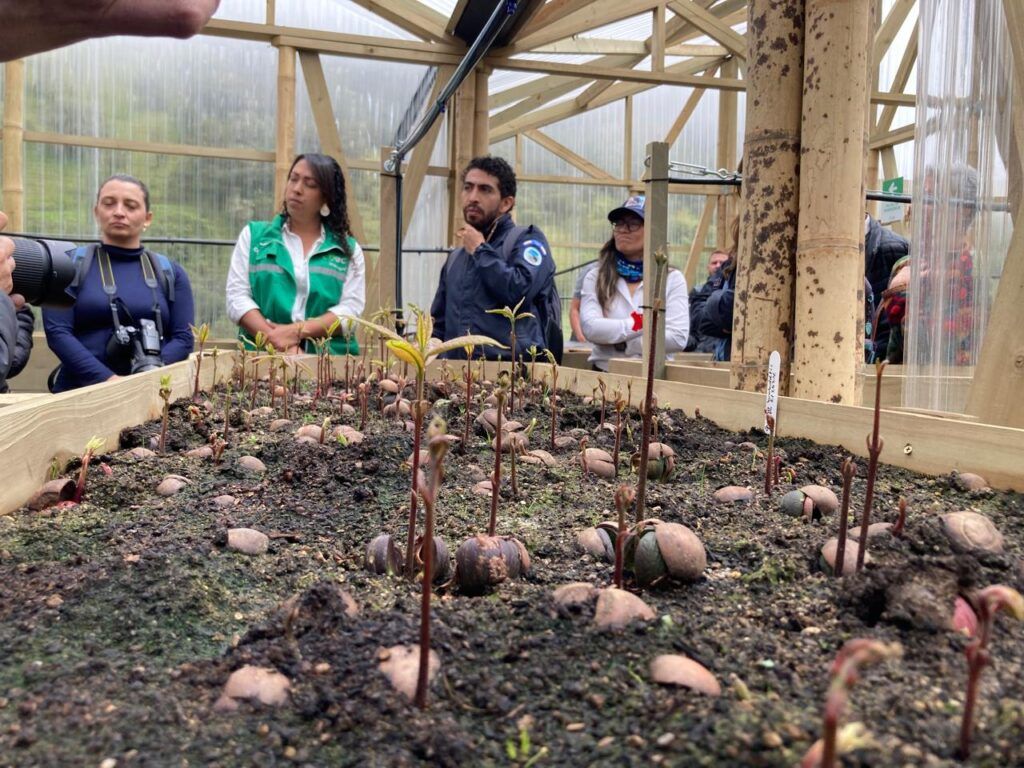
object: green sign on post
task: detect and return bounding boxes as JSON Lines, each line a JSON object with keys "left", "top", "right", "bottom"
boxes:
{"left": 879, "top": 176, "right": 904, "bottom": 224}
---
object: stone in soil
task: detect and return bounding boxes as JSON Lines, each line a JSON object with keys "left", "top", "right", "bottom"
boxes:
{"left": 942, "top": 511, "right": 1004, "bottom": 554}
{"left": 649, "top": 654, "right": 721, "bottom": 696}
{"left": 236, "top": 456, "right": 267, "bottom": 473}
{"left": 155, "top": 475, "right": 189, "bottom": 496}
{"left": 226, "top": 528, "right": 270, "bottom": 555}
{"left": 214, "top": 665, "right": 290, "bottom": 711}
{"left": 593, "top": 587, "right": 655, "bottom": 630}
{"left": 713, "top": 485, "right": 754, "bottom": 503}
{"left": 378, "top": 644, "right": 440, "bottom": 701}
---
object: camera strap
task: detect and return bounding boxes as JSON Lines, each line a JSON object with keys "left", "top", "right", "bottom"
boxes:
{"left": 97, "top": 247, "right": 166, "bottom": 340}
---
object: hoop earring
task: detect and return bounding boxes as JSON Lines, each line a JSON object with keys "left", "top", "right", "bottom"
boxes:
{"left": 320, "top": 204, "right": 330, "bottom": 217}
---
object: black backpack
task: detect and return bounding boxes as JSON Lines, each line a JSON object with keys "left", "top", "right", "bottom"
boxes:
{"left": 502, "top": 225, "right": 563, "bottom": 364}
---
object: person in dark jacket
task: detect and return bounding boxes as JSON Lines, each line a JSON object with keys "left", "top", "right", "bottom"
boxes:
{"left": 430, "top": 156, "right": 555, "bottom": 360}
{"left": 43, "top": 175, "right": 195, "bottom": 392}
{"left": 686, "top": 249, "right": 730, "bottom": 353}
{"left": 697, "top": 257, "right": 735, "bottom": 361}
{"left": 864, "top": 214, "right": 909, "bottom": 361}
{"left": 0, "top": 211, "right": 34, "bottom": 393}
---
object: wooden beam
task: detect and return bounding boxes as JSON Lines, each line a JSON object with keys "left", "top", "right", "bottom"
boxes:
{"left": 872, "top": 0, "right": 914, "bottom": 71}
{"left": 665, "top": 43, "right": 729, "bottom": 57}
{"left": 474, "top": 66, "right": 490, "bottom": 157}
{"left": 510, "top": 0, "right": 664, "bottom": 53}
{"left": 487, "top": 56, "right": 743, "bottom": 90}
{"left": 652, "top": 3, "right": 667, "bottom": 73}
{"left": 683, "top": 196, "right": 716, "bottom": 288}
{"left": 448, "top": 72, "right": 476, "bottom": 242}
{"left": 667, "top": 0, "right": 747, "bottom": 60}
{"left": 274, "top": 45, "right": 296, "bottom": 208}
{"left": 517, "top": 0, "right": 594, "bottom": 39}
{"left": 533, "top": 38, "right": 648, "bottom": 55}
{"left": 716, "top": 56, "right": 738, "bottom": 251}
{"left": 515, "top": 173, "right": 631, "bottom": 187}
{"left": 869, "top": 123, "right": 915, "bottom": 150}
{"left": 376, "top": 147, "right": 398, "bottom": 315}
{"left": 298, "top": 51, "right": 366, "bottom": 242}
{"left": 523, "top": 129, "right": 615, "bottom": 180}
{"left": 265, "top": 0, "right": 275, "bottom": 24}
{"left": 2, "top": 60, "right": 25, "bottom": 232}
{"left": 623, "top": 95, "right": 633, "bottom": 180}
{"left": 643, "top": 142, "right": 670, "bottom": 379}
{"left": 876, "top": 26, "right": 918, "bottom": 132}
{"left": 401, "top": 65, "right": 454, "bottom": 239}
{"left": 24, "top": 130, "right": 276, "bottom": 163}
{"left": 346, "top": 0, "right": 457, "bottom": 43}
{"left": 203, "top": 18, "right": 464, "bottom": 62}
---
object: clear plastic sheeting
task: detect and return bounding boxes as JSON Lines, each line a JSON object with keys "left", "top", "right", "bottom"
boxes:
{"left": 904, "top": 0, "right": 1014, "bottom": 413}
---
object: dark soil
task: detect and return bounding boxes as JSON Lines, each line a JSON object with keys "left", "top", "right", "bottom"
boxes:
{"left": 1, "top": 373, "right": 1022, "bottom": 767}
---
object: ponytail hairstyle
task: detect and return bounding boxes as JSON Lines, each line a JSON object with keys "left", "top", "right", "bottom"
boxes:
{"left": 282, "top": 153, "right": 353, "bottom": 256}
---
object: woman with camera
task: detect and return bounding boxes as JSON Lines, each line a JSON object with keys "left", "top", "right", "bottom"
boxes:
{"left": 225, "top": 153, "right": 365, "bottom": 355}
{"left": 42, "top": 175, "right": 195, "bottom": 392}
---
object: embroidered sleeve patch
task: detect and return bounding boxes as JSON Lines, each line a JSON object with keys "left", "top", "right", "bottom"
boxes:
{"left": 521, "top": 239, "right": 547, "bottom": 267}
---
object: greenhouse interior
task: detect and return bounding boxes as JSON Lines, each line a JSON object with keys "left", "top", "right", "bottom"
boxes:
{"left": 0, "top": 1, "right": 1022, "bottom": 766}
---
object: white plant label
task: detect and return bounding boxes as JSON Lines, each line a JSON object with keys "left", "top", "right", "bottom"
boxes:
{"left": 764, "top": 350, "right": 780, "bottom": 434}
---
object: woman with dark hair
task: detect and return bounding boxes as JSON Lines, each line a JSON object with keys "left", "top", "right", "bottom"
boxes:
{"left": 579, "top": 195, "right": 689, "bottom": 371}
{"left": 226, "top": 153, "right": 365, "bottom": 354}
{"left": 43, "top": 174, "right": 195, "bottom": 392}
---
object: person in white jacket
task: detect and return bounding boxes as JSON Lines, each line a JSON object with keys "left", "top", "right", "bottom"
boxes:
{"left": 579, "top": 195, "right": 689, "bottom": 371}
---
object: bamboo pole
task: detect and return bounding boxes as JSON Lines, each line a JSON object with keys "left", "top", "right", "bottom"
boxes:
{"left": 2, "top": 60, "right": 26, "bottom": 232}
{"left": 447, "top": 73, "right": 476, "bottom": 244}
{"left": 729, "top": 0, "right": 805, "bottom": 394}
{"left": 716, "top": 57, "right": 738, "bottom": 250}
{"left": 273, "top": 45, "right": 296, "bottom": 210}
{"left": 791, "top": 0, "right": 872, "bottom": 405}
{"left": 376, "top": 146, "right": 398, "bottom": 314}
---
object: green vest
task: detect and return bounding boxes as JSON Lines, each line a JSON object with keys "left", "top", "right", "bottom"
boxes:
{"left": 244, "top": 214, "right": 359, "bottom": 355}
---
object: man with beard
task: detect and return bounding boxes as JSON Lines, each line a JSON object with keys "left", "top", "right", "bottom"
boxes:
{"left": 429, "top": 156, "right": 558, "bottom": 360}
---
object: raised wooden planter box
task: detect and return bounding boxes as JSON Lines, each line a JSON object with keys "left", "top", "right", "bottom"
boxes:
{"left": 1, "top": 353, "right": 1022, "bottom": 517}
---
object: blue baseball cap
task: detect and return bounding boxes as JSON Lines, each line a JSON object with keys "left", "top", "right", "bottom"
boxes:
{"left": 608, "top": 194, "right": 646, "bottom": 222}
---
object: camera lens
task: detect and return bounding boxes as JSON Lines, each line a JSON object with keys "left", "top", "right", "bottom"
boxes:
{"left": 10, "top": 237, "right": 77, "bottom": 307}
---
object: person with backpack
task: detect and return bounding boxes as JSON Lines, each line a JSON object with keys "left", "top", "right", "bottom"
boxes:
{"left": 226, "top": 153, "right": 364, "bottom": 356}
{"left": 42, "top": 174, "right": 195, "bottom": 392}
{"left": 579, "top": 195, "right": 690, "bottom": 371}
{"left": 429, "top": 156, "right": 560, "bottom": 362}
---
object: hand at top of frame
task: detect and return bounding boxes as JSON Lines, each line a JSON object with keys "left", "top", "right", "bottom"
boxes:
{"left": 0, "top": 1, "right": 221, "bottom": 62}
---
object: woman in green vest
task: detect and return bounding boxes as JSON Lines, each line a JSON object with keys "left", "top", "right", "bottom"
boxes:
{"left": 226, "top": 153, "right": 364, "bottom": 355}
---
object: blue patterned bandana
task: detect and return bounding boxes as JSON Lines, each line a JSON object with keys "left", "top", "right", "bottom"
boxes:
{"left": 616, "top": 254, "right": 643, "bottom": 283}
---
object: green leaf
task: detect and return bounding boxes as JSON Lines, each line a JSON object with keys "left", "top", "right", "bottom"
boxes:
{"left": 342, "top": 314, "right": 404, "bottom": 343}
{"left": 429, "top": 334, "right": 506, "bottom": 361}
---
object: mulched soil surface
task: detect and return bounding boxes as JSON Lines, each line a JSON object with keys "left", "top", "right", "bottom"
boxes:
{"left": 1, "top": 377, "right": 1022, "bottom": 767}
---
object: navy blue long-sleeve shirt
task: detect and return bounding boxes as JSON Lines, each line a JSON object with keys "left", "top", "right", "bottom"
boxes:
{"left": 43, "top": 244, "right": 194, "bottom": 392}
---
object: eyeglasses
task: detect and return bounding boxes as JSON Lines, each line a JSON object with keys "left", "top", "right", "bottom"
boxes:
{"left": 611, "top": 218, "right": 643, "bottom": 233}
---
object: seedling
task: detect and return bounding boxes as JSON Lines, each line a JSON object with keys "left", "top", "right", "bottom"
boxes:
{"left": 209, "top": 432, "right": 227, "bottom": 465}
{"left": 802, "top": 638, "right": 902, "bottom": 768}
{"left": 319, "top": 417, "right": 330, "bottom": 446}
{"left": 346, "top": 307, "right": 501, "bottom": 578}
{"left": 957, "top": 585, "right": 1024, "bottom": 759}
{"left": 73, "top": 436, "right": 106, "bottom": 504}
{"left": 358, "top": 382, "right": 369, "bottom": 432}
{"left": 462, "top": 342, "right": 475, "bottom": 451}
{"left": 189, "top": 322, "right": 210, "bottom": 402}
{"left": 834, "top": 458, "right": 855, "bottom": 577}
{"left": 486, "top": 298, "right": 533, "bottom": 415}
{"left": 634, "top": 248, "right": 669, "bottom": 522}
{"left": 764, "top": 412, "right": 776, "bottom": 495}
{"left": 613, "top": 485, "right": 635, "bottom": 589}
{"left": 544, "top": 350, "right": 559, "bottom": 451}
{"left": 891, "top": 497, "right": 907, "bottom": 537}
{"left": 856, "top": 362, "right": 887, "bottom": 571}
{"left": 414, "top": 418, "right": 453, "bottom": 708}
{"left": 488, "top": 380, "right": 507, "bottom": 536}
{"left": 597, "top": 377, "right": 607, "bottom": 428}
{"left": 157, "top": 374, "right": 172, "bottom": 453}
{"left": 612, "top": 392, "right": 626, "bottom": 477}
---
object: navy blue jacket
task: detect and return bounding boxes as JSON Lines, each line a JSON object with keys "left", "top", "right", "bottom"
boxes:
{"left": 43, "top": 244, "right": 195, "bottom": 392}
{"left": 430, "top": 215, "right": 554, "bottom": 360}
{"left": 864, "top": 216, "right": 909, "bottom": 357}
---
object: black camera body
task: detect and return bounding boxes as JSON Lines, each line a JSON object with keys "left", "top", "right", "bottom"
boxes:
{"left": 9, "top": 236, "right": 77, "bottom": 307}
{"left": 108, "top": 317, "right": 164, "bottom": 374}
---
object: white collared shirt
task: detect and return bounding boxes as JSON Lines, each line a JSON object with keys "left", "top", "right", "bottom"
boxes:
{"left": 225, "top": 220, "right": 366, "bottom": 324}
{"left": 580, "top": 267, "right": 690, "bottom": 371}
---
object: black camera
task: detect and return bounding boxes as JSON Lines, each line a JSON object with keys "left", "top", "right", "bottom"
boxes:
{"left": 108, "top": 316, "right": 164, "bottom": 374}
{"left": 9, "top": 237, "right": 77, "bottom": 307}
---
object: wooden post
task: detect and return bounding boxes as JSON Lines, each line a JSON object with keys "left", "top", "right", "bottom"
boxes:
{"left": 274, "top": 45, "right": 296, "bottom": 210}
{"left": 623, "top": 95, "right": 633, "bottom": 180}
{"left": 377, "top": 146, "right": 398, "bottom": 314}
{"left": 651, "top": 4, "right": 666, "bottom": 73}
{"left": 730, "top": 0, "right": 805, "bottom": 394}
{"left": 447, "top": 72, "right": 476, "bottom": 243}
{"left": 965, "top": 0, "right": 1024, "bottom": 427}
{"left": 473, "top": 66, "right": 490, "bottom": 157}
{"left": 716, "top": 57, "right": 738, "bottom": 250}
{"left": 792, "top": 0, "right": 871, "bottom": 405}
{"left": 642, "top": 141, "right": 670, "bottom": 379}
{"left": 2, "top": 60, "right": 25, "bottom": 232}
